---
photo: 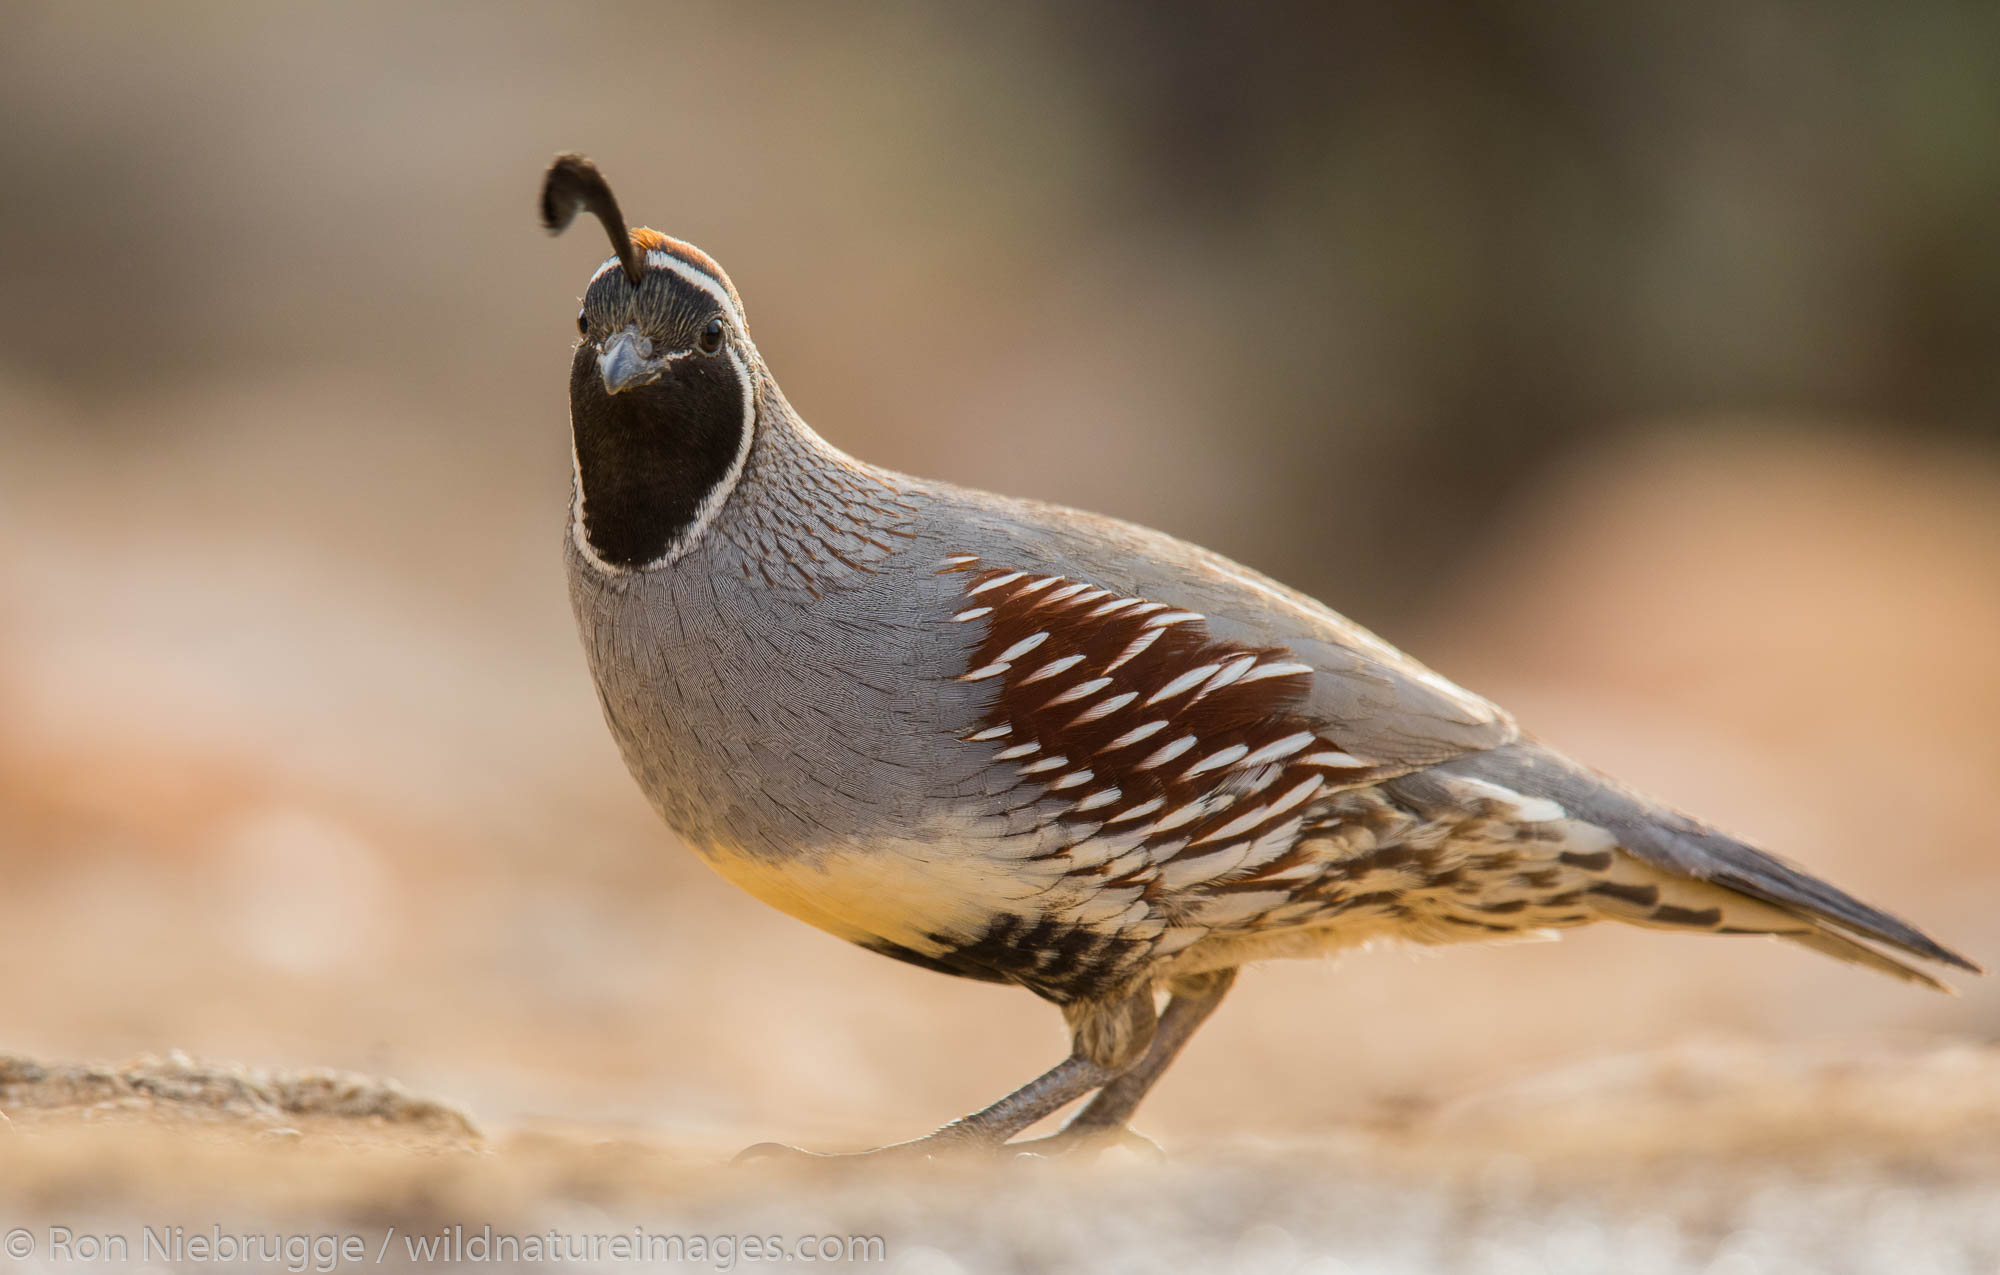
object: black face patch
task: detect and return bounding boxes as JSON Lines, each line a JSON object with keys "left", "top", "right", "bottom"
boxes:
{"left": 569, "top": 337, "right": 747, "bottom": 568}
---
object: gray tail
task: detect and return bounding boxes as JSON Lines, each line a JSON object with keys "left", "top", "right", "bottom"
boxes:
{"left": 1426, "top": 742, "right": 1982, "bottom": 991}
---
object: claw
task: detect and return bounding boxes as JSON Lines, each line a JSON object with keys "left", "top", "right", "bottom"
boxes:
{"left": 732, "top": 1131, "right": 998, "bottom": 1166}
{"left": 1009, "top": 1123, "right": 1166, "bottom": 1162}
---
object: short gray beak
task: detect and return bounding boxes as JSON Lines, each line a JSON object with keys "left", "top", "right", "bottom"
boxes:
{"left": 598, "top": 328, "right": 662, "bottom": 395}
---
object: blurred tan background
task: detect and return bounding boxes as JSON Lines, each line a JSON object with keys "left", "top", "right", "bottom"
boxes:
{"left": 2, "top": 0, "right": 1998, "bottom": 1197}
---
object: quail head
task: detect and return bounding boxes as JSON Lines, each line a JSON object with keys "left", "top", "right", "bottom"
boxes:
{"left": 540, "top": 154, "right": 1978, "bottom": 1160}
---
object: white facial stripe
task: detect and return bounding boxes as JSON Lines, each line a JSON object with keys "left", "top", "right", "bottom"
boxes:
{"left": 588, "top": 250, "right": 745, "bottom": 327}
{"left": 569, "top": 427, "right": 592, "bottom": 564}
{"left": 645, "top": 250, "right": 743, "bottom": 326}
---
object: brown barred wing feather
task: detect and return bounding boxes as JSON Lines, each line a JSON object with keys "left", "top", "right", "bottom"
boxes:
{"left": 935, "top": 558, "right": 1430, "bottom": 936}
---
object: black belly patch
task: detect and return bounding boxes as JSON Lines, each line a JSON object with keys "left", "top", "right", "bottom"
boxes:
{"left": 859, "top": 913, "right": 1147, "bottom": 1003}
{"left": 858, "top": 939, "right": 1013, "bottom": 985}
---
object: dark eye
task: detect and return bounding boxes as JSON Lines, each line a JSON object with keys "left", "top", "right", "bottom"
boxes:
{"left": 576, "top": 310, "right": 589, "bottom": 337}
{"left": 697, "top": 316, "right": 726, "bottom": 355}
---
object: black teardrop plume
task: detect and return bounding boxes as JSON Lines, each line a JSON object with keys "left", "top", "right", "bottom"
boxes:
{"left": 541, "top": 153, "right": 642, "bottom": 284}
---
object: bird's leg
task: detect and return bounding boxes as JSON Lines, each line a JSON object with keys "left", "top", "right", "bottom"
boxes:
{"left": 736, "top": 988, "right": 1157, "bottom": 1163}
{"left": 1013, "top": 967, "right": 1237, "bottom": 1158}
{"left": 905, "top": 1052, "right": 1115, "bottom": 1150}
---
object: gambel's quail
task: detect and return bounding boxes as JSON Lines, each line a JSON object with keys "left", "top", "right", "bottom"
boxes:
{"left": 541, "top": 154, "right": 1977, "bottom": 1159}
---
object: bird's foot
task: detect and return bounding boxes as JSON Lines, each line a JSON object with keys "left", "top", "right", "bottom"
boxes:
{"left": 732, "top": 1053, "right": 1137, "bottom": 1167}
{"left": 1006, "top": 1121, "right": 1164, "bottom": 1162}
{"left": 733, "top": 1120, "right": 1162, "bottom": 1166}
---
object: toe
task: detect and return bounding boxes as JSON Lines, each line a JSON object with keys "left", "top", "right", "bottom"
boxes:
{"left": 1010, "top": 1122, "right": 1165, "bottom": 1162}
{"left": 733, "top": 1133, "right": 999, "bottom": 1166}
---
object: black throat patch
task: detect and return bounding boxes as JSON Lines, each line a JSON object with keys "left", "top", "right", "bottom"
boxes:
{"left": 569, "top": 343, "right": 750, "bottom": 568}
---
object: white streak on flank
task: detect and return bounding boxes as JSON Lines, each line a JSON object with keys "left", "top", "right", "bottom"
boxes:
{"left": 1156, "top": 842, "right": 1251, "bottom": 890}
{"left": 1070, "top": 690, "right": 1137, "bottom": 725}
{"left": 1192, "top": 807, "right": 1269, "bottom": 847}
{"left": 1051, "top": 769, "right": 1094, "bottom": 790}
{"left": 1043, "top": 677, "right": 1111, "bottom": 707}
{"left": 1135, "top": 735, "right": 1199, "bottom": 770}
{"left": 1235, "top": 661, "right": 1315, "bottom": 684}
{"left": 1235, "top": 763, "right": 1284, "bottom": 797}
{"left": 1071, "top": 885, "right": 1142, "bottom": 923}
{"left": 966, "top": 724, "right": 1012, "bottom": 742}
{"left": 1102, "top": 720, "right": 1169, "bottom": 751}
{"left": 1235, "top": 732, "right": 1316, "bottom": 769}
{"left": 1182, "top": 743, "right": 1249, "bottom": 778}
{"left": 1301, "top": 749, "right": 1368, "bottom": 768}
{"left": 1072, "top": 787, "right": 1123, "bottom": 813}
{"left": 1102, "top": 849, "right": 1151, "bottom": 879}
{"left": 1018, "top": 755, "right": 1069, "bottom": 775}
{"left": 992, "top": 741, "right": 1040, "bottom": 760}
{"left": 1018, "top": 653, "right": 1085, "bottom": 686}
{"left": 1033, "top": 581, "right": 1093, "bottom": 608}
{"left": 1146, "top": 663, "right": 1222, "bottom": 706}
{"left": 1137, "top": 837, "right": 1190, "bottom": 863}
{"left": 959, "top": 663, "right": 1010, "bottom": 682}
{"left": 1252, "top": 858, "right": 1321, "bottom": 885}
{"left": 1144, "top": 610, "right": 1204, "bottom": 629}
{"left": 968, "top": 571, "right": 1025, "bottom": 596}
{"left": 952, "top": 607, "right": 994, "bottom": 622}
{"left": 1105, "top": 796, "right": 1166, "bottom": 824}
{"left": 1249, "top": 818, "right": 1306, "bottom": 867}
{"left": 1196, "top": 654, "right": 1258, "bottom": 698}
{"left": 1114, "top": 900, "right": 1155, "bottom": 928}
{"left": 1086, "top": 597, "right": 1142, "bottom": 620}
{"left": 996, "top": 632, "right": 1050, "bottom": 663}
{"left": 1146, "top": 795, "right": 1224, "bottom": 835}
{"left": 1192, "top": 776, "right": 1323, "bottom": 845}
{"left": 1185, "top": 889, "right": 1293, "bottom": 927}
{"left": 1013, "top": 576, "right": 1061, "bottom": 597}
{"left": 942, "top": 554, "right": 981, "bottom": 567}
{"left": 1105, "top": 627, "right": 1163, "bottom": 672}
{"left": 1060, "top": 837, "right": 1122, "bottom": 870}
{"left": 1454, "top": 777, "right": 1567, "bottom": 823}
{"left": 1123, "top": 602, "right": 1168, "bottom": 618}
{"left": 1067, "top": 589, "right": 1110, "bottom": 609}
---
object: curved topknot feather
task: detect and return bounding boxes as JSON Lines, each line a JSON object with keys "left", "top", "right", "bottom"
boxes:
{"left": 541, "top": 153, "right": 642, "bottom": 285}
